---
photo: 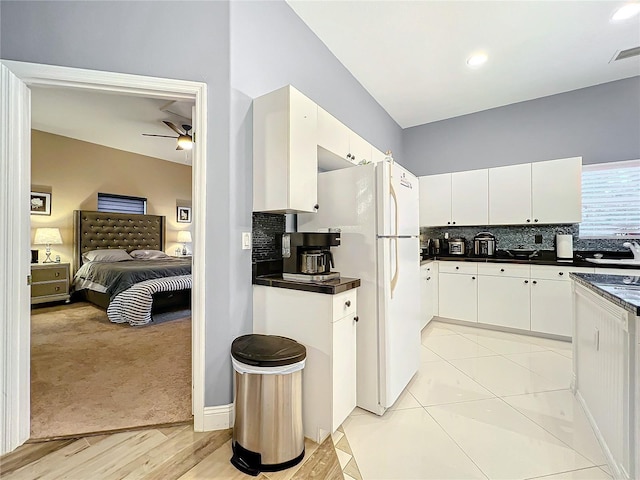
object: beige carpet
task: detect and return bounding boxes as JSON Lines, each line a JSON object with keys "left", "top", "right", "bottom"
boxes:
{"left": 30, "top": 302, "right": 192, "bottom": 440}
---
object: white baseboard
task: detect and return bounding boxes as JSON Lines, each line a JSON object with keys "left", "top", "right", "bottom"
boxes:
{"left": 202, "top": 404, "right": 234, "bottom": 431}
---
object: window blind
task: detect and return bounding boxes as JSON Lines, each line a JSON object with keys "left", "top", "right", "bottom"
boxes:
{"left": 580, "top": 160, "right": 640, "bottom": 239}
{"left": 97, "top": 193, "right": 147, "bottom": 215}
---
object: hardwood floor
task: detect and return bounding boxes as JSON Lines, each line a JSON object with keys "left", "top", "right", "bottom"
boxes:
{"left": 0, "top": 425, "right": 344, "bottom": 480}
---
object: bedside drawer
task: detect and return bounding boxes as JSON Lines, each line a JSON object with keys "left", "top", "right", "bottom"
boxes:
{"left": 31, "top": 280, "right": 69, "bottom": 298}
{"left": 32, "top": 266, "right": 68, "bottom": 282}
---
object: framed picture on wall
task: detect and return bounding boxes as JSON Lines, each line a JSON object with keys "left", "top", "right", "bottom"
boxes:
{"left": 177, "top": 206, "right": 192, "bottom": 223}
{"left": 30, "top": 192, "right": 51, "bottom": 215}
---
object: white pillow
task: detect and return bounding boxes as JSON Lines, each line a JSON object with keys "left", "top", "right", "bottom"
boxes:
{"left": 82, "top": 249, "right": 132, "bottom": 263}
{"left": 129, "top": 249, "right": 171, "bottom": 260}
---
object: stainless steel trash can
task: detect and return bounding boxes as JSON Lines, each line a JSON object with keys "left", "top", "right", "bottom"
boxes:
{"left": 230, "top": 334, "right": 306, "bottom": 476}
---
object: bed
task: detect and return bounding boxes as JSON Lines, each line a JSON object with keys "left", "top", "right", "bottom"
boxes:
{"left": 72, "top": 210, "right": 192, "bottom": 326}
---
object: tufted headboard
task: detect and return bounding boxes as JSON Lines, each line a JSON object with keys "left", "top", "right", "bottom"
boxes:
{"left": 73, "top": 210, "right": 166, "bottom": 273}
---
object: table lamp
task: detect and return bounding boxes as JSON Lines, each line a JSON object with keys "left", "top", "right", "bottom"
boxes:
{"left": 34, "top": 227, "right": 63, "bottom": 263}
{"left": 177, "top": 230, "right": 192, "bottom": 256}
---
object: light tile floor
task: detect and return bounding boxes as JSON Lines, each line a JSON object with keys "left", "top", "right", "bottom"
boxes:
{"left": 341, "top": 320, "right": 611, "bottom": 480}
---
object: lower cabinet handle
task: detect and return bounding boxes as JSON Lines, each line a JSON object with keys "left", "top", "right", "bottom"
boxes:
{"left": 354, "top": 316, "right": 359, "bottom": 322}
{"left": 524, "top": 280, "right": 529, "bottom": 284}
{"left": 471, "top": 276, "right": 476, "bottom": 280}
{"left": 426, "top": 276, "right": 431, "bottom": 281}
{"left": 345, "top": 300, "right": 351, "bottom": 307}
{"left": 532, "top": 280, "right": 537, "bottom": 284}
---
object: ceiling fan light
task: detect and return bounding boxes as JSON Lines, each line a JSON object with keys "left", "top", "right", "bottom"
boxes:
{"left": 177, "top": 135, "right": 193, "bottom": 150}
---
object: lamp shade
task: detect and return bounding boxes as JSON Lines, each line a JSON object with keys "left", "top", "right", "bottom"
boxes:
{"left": 177, "top": 230, "right": 192, "bottom": 243}
{"left": 34, "top": 227, "right": 63, "bottom": 245}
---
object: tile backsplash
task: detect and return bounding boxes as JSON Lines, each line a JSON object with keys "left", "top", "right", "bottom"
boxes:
{"left": 421, "top": 224, "right": 634, "bottom": 253}
{"left": 252, "top": 213, "right": 285, "bottom": 262}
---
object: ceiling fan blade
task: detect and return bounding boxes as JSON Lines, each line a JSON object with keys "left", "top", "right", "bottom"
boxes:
{"left": 163, "top": 121, "right": 184, "bottom": 135}
{"left": 142, "top": 134, "right": 178, "bottom": 138}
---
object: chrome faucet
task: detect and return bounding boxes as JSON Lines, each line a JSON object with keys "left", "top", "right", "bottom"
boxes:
{"left": 623, "top": 241, "right": 640, "bottom": 260}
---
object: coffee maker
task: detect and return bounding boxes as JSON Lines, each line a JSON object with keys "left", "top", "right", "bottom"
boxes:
{"left": 282, "top": 232, "right": 340, "bottom": 282}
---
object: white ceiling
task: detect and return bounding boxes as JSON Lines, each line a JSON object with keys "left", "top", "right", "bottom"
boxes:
{"left": 287, "top": 0, "right": 640, "bottom": 128}
{"left": 31, "top": 87, "right": 194, "bottom": 165}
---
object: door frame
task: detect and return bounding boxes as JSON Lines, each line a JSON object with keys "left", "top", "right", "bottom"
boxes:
{"left": 0, "top": 59, "right": 208, "bottom": 453}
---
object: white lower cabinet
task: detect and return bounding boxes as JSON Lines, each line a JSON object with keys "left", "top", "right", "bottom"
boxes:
{"left": 436, "top": 262, "right": 596, "bottom": 338}
{"left": 420, "top": 262, "right": 439, "bottom": 329}
{"left": 253, "top": 286, "right": 357, "bottom": 443}
{"left": 438, "top": 262, "right": 477, "bottom": 322}
{"left": 478, "top": 275, "right": 531, "bottom": 330}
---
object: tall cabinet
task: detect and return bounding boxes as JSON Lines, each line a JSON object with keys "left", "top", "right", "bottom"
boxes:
{"left": 253, "top": 85, "right": 318, "bottom": 213}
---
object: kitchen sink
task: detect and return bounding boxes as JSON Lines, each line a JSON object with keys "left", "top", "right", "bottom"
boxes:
{"left": 585, "top": 258, "right": 640, "bottom": 266}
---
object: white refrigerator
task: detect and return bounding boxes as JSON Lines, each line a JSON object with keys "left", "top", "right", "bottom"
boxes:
{"left": 298, "top": 160, "right": 421, "bottom": 415}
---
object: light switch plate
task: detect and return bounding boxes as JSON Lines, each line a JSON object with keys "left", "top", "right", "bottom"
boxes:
{"left": 242, "top": 232, "right": 252, "bottom": 250}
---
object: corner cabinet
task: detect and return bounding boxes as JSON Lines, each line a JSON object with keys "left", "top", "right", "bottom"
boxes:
{"left": 253, "top": 85, "right": 318, "bottom": 213}
{"left": 253, "top": 285, "right": 358, "bottom": 443}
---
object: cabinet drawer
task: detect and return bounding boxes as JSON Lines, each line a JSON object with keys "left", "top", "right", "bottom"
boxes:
{"left": 478, "top": 263, "right": 530, "bottom": 278}
{"left": 31, "top": 280, "right": 68, "bottom": 298}
{"left": 32, "top": 266, "right": 68, "bottom": 282}
{"left": 332, "top": 290, "right": 357, "bottom": 321}
{"left": 531, "top": 265, "right": 594, "bottom": 280}
{"left": 438, "top": 262, "right": 477, "bottom": 275}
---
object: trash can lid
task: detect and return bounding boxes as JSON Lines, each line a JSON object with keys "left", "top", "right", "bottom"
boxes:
{"left": 231, "top": 334, "right": 306, "bottom": 367}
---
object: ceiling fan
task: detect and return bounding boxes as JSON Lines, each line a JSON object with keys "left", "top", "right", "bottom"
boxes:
{"left": 143, "top": 121, "right": 193, "bottom": 150}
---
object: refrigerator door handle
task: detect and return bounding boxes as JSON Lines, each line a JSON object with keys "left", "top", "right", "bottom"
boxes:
{"left": 390, "top": 237, "right": 399, "bottom": 298}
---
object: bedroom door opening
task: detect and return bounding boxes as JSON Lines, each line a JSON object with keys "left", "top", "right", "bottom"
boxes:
{"left": 0, "top": 60, "right": 208, "bottom": 455}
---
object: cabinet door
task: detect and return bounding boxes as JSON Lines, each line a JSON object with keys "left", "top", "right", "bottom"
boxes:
{"left": 451, "top": 169, "right": 488, "bottom": 226}
{"left": 420, "top": 265, "right": 433, "bottom": 329}
{"left": 478, "top": 276, "right": 530, "bottom": 330}
{"left": 371, "top": 147, "right": 387, "bottom": 164}
{"left": 419, "top": 174, "right": 452, "bottom": 226}
{"left": 532, "top": 157, "right": 582, "bottom": 224}
{"left": 438, "top": 273, "right": 477, "bottom": 322}
{"left": 349, "top": 131, "right": 372, "bottom": 165}
{"left": 289, "top": 89, "right": 318, "bottom": 213}
{"left": 317, "top": 107, "right": 350, "bottom": 160}
{"left": 530, "top": 278, "right": 572, "bottom": 337}
{"left": 489, "top": 163, "right": 532, "bottom": 225}
{"left": 332, "top": 314, "right": 356, "bottom": 430}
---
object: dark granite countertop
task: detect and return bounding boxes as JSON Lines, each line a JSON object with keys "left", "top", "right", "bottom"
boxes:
{"left": 253, "top": 275, "right": 361, "bottom": 295}
{"left": 421, "top": 252, "right": 640, "bottom": 269}
{"left": 570, "top": 273, "right": 640, "bottom": 315}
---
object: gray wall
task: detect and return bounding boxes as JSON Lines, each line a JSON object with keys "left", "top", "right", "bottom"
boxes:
{"left": 1, "top": 0, "right": 403, "bottom": 407}
{"left": 403, "top": 77, "right": 640, "bottom": 176}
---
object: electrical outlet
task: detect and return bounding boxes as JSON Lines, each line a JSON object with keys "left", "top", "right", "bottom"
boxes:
{"left": 535, "top": 234, "right": 543, "bottom": 244}
{"left": 242, "top": 232, "right": 251, "bottom": 250}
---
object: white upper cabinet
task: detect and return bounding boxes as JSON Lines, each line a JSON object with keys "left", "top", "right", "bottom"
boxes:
{"left": 488, "top": 163, "right": 532, "bottom": 225}
{"left": 253, "top": 85, "right": 318, "bottom": 213}
{"left": 489, "top": 157, "right": 582, "bottom": 225}
{"left": 451, "top": 169, "right": 489, "bottom": 226}
{"left": 317, "top": 107, "right": 373, "bottom": 166}
{"left": 419, "top": 173, "right": 451, "bottom": 226}
{"left": 419, "top": 169, "right": 488, "bottom": 226}
{"left": 531, "top": 157, "right": 582, "bottom": 224}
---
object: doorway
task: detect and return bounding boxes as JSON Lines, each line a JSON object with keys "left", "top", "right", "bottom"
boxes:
{"left": 0, "top": 60, "right": 208, "bottom": 454}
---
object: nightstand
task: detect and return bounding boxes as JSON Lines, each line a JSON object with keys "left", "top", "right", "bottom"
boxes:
{"left": 31, "top": 263, "right": 70, "bottom": 305}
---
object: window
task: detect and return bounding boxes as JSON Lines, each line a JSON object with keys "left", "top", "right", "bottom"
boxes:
{"left": 97, "top": 193, "right": 147, "bottom": 214}
{"left": 580, "top": 160, "right": 640, "bottom": 239}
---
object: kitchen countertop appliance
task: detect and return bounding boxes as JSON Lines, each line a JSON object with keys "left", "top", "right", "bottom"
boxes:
{"left": 298, "top": 161, "right": 420, "bottom": 416}
{"left": 448, "top": 237, "right": 466, "bottom": 256}
{"left": 282, "top": 232, "right": 340, "bottom": 282}
{"left": 555, "top": 234, "right": 574, "bottom": 261}
{"left": 473, "top": 232, "right": 496, "bottom": 257}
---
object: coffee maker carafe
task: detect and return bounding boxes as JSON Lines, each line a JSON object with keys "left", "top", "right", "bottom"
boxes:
{"left": 282, "top": 232, "right": 340, "bottom": 282}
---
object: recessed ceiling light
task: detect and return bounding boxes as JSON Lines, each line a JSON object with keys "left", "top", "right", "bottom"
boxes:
{"left": 611, "top": 3, "right": 640, "bottom": 21}
{"left": 467, "top": 53, "right": 488, "bottom": 68}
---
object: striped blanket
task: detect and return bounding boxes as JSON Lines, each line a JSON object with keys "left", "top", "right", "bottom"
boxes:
{"left": 106, "top": 274, "right": 192, "bottom": 326}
